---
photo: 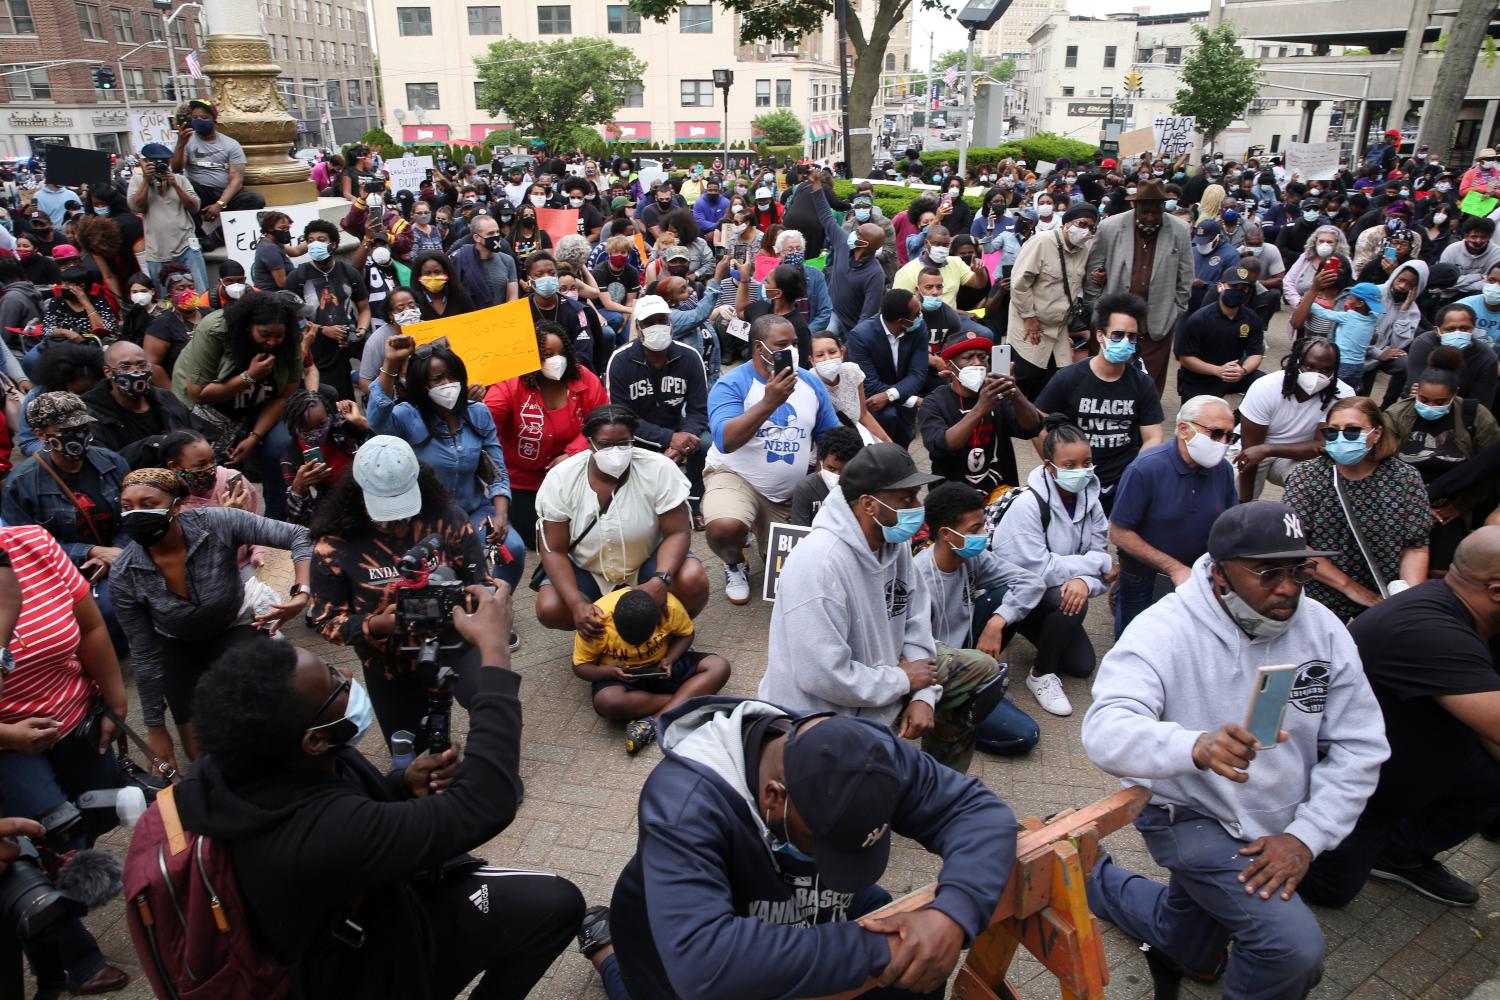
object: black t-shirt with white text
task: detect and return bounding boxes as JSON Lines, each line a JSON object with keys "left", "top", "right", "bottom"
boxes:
{"left": 1034, "top": 359, "right": 1164, "bottom": 487}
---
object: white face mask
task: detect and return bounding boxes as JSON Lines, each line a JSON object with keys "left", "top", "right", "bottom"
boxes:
{"left": 1037, "top": 204, "right": 1055, "bottom": 218}
{"left": 592, "top": 443, "right": 632, "bottom": 478}
{"left": 1296, "top": 371, "right": 1331, "bottom": 395}
{"left": 1315, "top": 242, "right": 1335, "bottom": 258}
{"left": 393, "top": 307, "right": 422, "bottom": 327}
{"left": 1484, "top": 282, "right": 1500, "bottom": 306}
{"left": 223, "top": 282, "right": 246, "bottom": 300}
{"left": 814, "top": 358, "right": 842, "bottom": 382}
{"left": 569, "top": 197, "right": 584, "bottom": 208}
{"left": 818, "top": 467, "right": 840, "bottom": 490}
{"left": 1066, "top": 224, "right": 1092, "bottom": 246}
{"left": 1485, "top": 161, "right": 1497, "bottom": 171}
{"left": 130, "top": 290, "right": 154, "bottom": 307}
{"left": 1184, "top": 425, "right": 1229, "bottom": 468}
{"left": 957, "top": 365, "right": 986, "bottom": 394}
{"left": 428, "top": 381, "right": 462, "bottom": 410}
{"left": 541, "top": 355, "right": 568, "bottom": 381}
{"left": 1434, "top": 212, "right": 1449, "bottom": 224}
{"left": 640, "top": 323, "right": 673, "bottom": 352}
{"left": 927, "top": 246, "right": 950, "bottom": 264}
{"left": 529, "top": 194, "right": 546, "bottom": 207}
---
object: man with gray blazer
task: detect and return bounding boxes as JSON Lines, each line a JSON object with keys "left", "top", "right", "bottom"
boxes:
{"left": 1083, "top": 180, "right": 1194, "bottom": 396}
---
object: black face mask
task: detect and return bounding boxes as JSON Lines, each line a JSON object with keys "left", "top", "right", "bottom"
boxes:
{"left": 46, "top": 429, "right": 91, "bottom": 460}
{"left": 657, "top": 199, "right": 672, "bottom": 210}
{"left": 120, "top": 507, "right": 174, "bottom": 546}
{"left": 273, "top": 229, "right": 293, "bottom": 245}
{"left": 111, "top": 371, "right": 151, "bottom": 397}
{"left": 482, "top": 235, "right": 505, "bottom": 253}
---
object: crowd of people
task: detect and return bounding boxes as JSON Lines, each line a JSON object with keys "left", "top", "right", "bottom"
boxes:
{"left": 0, "top": 116, "right": 1497, "bottom": 1000}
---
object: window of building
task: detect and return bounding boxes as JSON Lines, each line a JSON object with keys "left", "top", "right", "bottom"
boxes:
{"left": 620, "top": 80, "right": 643, "bottom": 107}
{"left": 1100, "top": 86, "right": 1112, "bottom": 97}
{"left": 885, "top": 53, "right": 894, "bottom": 70}
{"left": 348, "top": 77, "right": 362, "bottom": 104}
{"left": 1270, "top": 133, "right": 1280, "bottom": 152}
{"left": 278, "top": 76, "right": 295, "bottom": 109}
{"left": 1259, "top": 45, "right": 1270, "bottom": 58}
{"left": 1103, "top": 45, "right": 1116, "bottom": 68}
{"left": 327, "top": 80, "right": 342, "bottom": 108}
{"left": 1137, "top": 47, "right": 1151, "bottom": 62}
{"left": 680, "top": 5, "right": 710, "bottom": 32}
{"left": 904, "top": 53, "right": 910, "bottom": 71}
{"left": 75, "top": 2, "right": 102, "bottom": 39}
{"left": 1277, "top": 45, "right": 1287, "bottom": 57}
{"left": 141, "top": 10, "right": 162, "bottom": 40}
{"left": 467, "top": 5, "right": 501, "bottom": 33}
{"left": 109, "top": 7, "right": 135, "bottom": 41}
{"left": 295, "top": 37, "right": 305, "bottom": 60}
{"left": 3, "top": 65, "right": 48, "bottom": 99}
{"left": 537, "top": 5, "right": 570, "bottom": 33}
{"left": 1165, "top": 46, "right": 1182, "bottom": 63}
{"left": 169, "top": 16, "right": 191, "bottom": 48}
{"left": 0, "top": 0, "right": 35, "bottom": 33}
{"left": 681, "top": 79, "right": 713, "bottom": 107}
{"left": 776, "top": 79, "right": 791, "bottom": 107}
{"left": 1064, "top": 45, "right": 1077, "bottom": 68}
{"left": 396, "top": 6, "right": 430, "bottom": 35}
{"left": 153, "top": 68, "right": 173, "bottom": 100}
{"left": 365, "top": 79, "right": 374, "bottom": 105}
{"left": 1061, "top": 85, "right": 1074, "bottom": 97}
{"left": 406, "top": 81, "right": 439, "bottom": 110}
{"left": 606, "top": 4, "right": 638, "bottom": 32}
{"left": 755, "top": 79, "right": 770, "bottom": 107}
{"left": 123, "top": 66, "right": 146, "bottom": 99}
{"left": 1295, "top": 46, "right": 1305, "bottom": 55}
{"left": 474, "top": 81, "right": 487, "bottom": 107}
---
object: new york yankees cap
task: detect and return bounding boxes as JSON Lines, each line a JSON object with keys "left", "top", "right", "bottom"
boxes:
{"left": 1208, "top": 501, "right": 1339, "bottom": 562}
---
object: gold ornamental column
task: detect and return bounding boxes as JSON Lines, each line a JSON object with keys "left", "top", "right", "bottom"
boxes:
{"left": 200, "top": 31, "right": 316, "bottom": 206}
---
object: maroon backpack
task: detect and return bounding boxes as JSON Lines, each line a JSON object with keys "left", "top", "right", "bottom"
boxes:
{"left": 123, "top": 784, "right": 294, "bottom": 1000}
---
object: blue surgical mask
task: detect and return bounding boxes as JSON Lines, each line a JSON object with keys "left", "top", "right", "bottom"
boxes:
{"left": 533, "top": 275, "right": 559, "bottom": 298}
{"left": 946, "top": 528, "right": 988, "bottom": 559}
{"left": 921, "top": 295, "right": 943, "bottom": 312}
{"left": 873, "top": 497, "right": 924, "bottom": 544}
{"left": 1414, "top": 400, "right": 1452, "bottom": 421}
{"left": 847, "top": 231, "right": 864, "bottom": 252}
{"left": 855, "top": 207, "right": 872, "bottom": 221}
{"left": 770, "top": 831, "right": 815, "bottom": 863}
{"left": 306, "top": 240, "right": 331, "bottom": 262}
{"left": 1440, "top": 331, "right": 1473, "bottom": 349}
{"left": 313, "top": 678, "right": 374, "bottom": 747}
{"left": 1164, "top": 199, "right": 1178, "bottom": 212}
{"left": 1326, "top": 433, "right": 1370, "bottom": 466}
{"left": 1053, "top": 465, "right": 1094, "bottom": 493}
{"left": 93, "top": 206, "right": 110, "bottom": 216}
{"left": 1102, "top": 337, "right": 1136, "bottom": 363}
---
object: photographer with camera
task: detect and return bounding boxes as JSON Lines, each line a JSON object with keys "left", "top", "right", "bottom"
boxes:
{"left": 0, "top": 526, "right": 130, "bottom": 996}
{"left": 126, "top": 142, "right": 209, "bottom": 297}
{"left": 309, "top": 436, "right": 500, "bottom": 749}
{"left": 284, "top": 220, "right": 370, "bottom": 401}
{"left": 176, "top": 586, "right": 584, "bottom": 999}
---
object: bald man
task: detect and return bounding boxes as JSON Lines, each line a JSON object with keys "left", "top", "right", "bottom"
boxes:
{"left": 79, "top": 339, "right": 195, "bottom": 463}
{"left": 809, "top": 169, "right": 887, "bottom": 332}
{"left": 1300, "top": 526, "right": 1500, "bottom": 909}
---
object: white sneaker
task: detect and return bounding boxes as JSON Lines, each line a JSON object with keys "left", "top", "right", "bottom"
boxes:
{"left": 724, "top": 562, "right": 751, "bottom": 605}
{"left": 1026, "top": 669, "right": 1072, "bottom": 717}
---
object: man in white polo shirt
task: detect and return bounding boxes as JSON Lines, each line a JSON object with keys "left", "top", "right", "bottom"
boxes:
{"left": 702, "top": 314, "right": 841, "bottom": 604}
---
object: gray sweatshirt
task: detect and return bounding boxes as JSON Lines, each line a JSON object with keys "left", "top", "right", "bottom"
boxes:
{"left": 989, "top": 465, "right": 1113, "bottom": 594}
{"left": 760, "top": 487, "right": 940, "bottom": 726}
{"left": 912, "top": 546, "right": 1044, "bottom": 648}
{"left": 1082, "top": 553, "right": 1389, "bottom": 856}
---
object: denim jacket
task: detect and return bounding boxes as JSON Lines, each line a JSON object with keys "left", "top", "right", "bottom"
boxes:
{"left": 0, "top": 448, "right": 129, "bottom": 563}
{"left": 366, "top": 381, "right": 510, "bottom": 525}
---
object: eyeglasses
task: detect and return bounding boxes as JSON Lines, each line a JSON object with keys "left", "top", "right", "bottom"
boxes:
{"left": 306, "top": 665, "right": 350, "bottom": 731}
{"left": 1238, "top": 560, "right": 1317, "bottom": 589}
{"left": 1321, "top": 425, "right": 1368, "bottom": 441}
{"left": 1103, "top": 330, "right": 1138, "bottom": 343}
{"left": 1188, "top": 421, "right": 1240, "bottom": 445}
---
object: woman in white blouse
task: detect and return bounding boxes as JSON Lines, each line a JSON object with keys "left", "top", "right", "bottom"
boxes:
{"left": 808, "top": 331, "right": 891, "bottom": 444}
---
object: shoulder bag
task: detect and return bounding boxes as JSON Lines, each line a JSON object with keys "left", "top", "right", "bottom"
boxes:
{"left": 1330, "top": 463, "right": 1395, "bottom": 600}
{"left": 1055, "top": 232, "right": 1092, "bottom": 334}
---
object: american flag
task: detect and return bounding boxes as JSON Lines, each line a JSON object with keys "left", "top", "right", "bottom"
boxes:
{"left": 943, "top": 65, "right": 959, "bottom": 89}
{"left": 185, "top": 50, "right": 203, "bottom": 80}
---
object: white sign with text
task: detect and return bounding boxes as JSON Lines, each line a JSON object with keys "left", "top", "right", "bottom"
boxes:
{"left": 129, "top": 111, "right": 177, "bottom": 151}
{"left": 221, "top": 203, "right": 324, "bottom": 276}
{"left": 1283, "top": 141, "right": 1340, "bottom": 181}
{"left": 384, "top": 155, "right": 433, "bottom": 193}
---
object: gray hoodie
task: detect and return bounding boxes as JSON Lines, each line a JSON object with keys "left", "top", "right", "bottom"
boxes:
{"left": 1367, "top": 259, "right": 1428, "bottom": 360}
{"left": 760, "top": 487, "right": 940, "bottom": 726}
{"left": 989, "top": 464, "right": 1113, "bottom": 594}
{"left": 912, "top": 546, "right": 1045, "bottom": 647}
{"left": 1082, "top": 553, "right": 1389, "bottom": 856}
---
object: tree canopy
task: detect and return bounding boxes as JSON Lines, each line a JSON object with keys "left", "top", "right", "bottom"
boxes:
{"left": 753, "top": 110, "right": 804, "bottom": 146}
{"left": 1170, "top": 24, "right": 1260, "bottom": 150}
{"left": 474, "top": 38, "right": 646, "bottom": 152}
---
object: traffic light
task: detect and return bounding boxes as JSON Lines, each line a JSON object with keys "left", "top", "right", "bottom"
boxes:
{"left": 92, "top": 66, "right": 116, "bottom": 89}
{"left": 1123, "top": 71, "right": 1143, "bottom": 95}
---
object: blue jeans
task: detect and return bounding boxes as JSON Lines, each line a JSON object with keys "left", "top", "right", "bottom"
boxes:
{"left": 146, "top": 246, "right": 210, "bottom": 297}
{"left": 257, "top": 421, "right": 293, "bottom": 521}
{"left": 597, "top": 885, "right": 944, "bottom": 1000}
{"left": 1113, "top": 568, "right": 1169, "bottom": 639}
{"left": 947, "top": 589, "right": 1041, "bottom": 756}
{"left": 1337, "top": 362, "right": 1364, "bottom": 393}
{"left": 1088, "top": 806, "right": 1325, "bottom": 1000}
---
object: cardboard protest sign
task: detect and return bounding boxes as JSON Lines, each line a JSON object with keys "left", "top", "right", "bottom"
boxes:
{"left": 129, "top": 111, "right": 177, "bottom": 151}
{"left": 762, "top": 523, "right": 813, "bottom": 601}
{"left": 1152, "top": 115, "right": 1195, "bottom": 158}
{"left": 406, "top": 299, "right": 541, "bottom": 386}
{"left": 1284, "top": 141, "right": 1339, "bottom": 181}
{"left": 220, "top": 203, "right": 323, "bottom": 276}
{"left": 1119, "top": 126, "right": 1155, "bottom": 159}
{"left": 536, "top": 207, "right": 580, "bottom": 245}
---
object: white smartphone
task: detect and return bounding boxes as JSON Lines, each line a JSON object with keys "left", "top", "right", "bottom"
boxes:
{"left": 991, "top": 344, "right": 1012, "bottom": 375}
{"left": 1244, "top": 663, "right": 1298, "bottom": 750}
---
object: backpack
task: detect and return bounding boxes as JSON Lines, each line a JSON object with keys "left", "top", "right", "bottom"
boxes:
{"left": 1362, "top": 143, "right": 1390, "bottom": 172}
{"left": 124, "top": 784, "right": 295, "bottom": 1000}
{"left": 983, "top": 483, "right": 1051, "bottom": 539}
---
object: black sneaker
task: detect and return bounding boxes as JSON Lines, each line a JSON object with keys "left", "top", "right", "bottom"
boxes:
{"left": 1370, "top": 858, "right": 1478, "bottom": 906}
{"left": 577, "top": 905, "right": 612, "bottom": 960}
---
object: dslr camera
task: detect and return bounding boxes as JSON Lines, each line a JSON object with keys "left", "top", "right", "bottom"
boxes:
{"left": 0, "top": 791, "right": 136, "bottom": 940}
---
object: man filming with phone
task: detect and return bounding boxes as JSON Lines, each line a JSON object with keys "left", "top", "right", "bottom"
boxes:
{"left": 1080, "top": 501, "right": 1389, "bottom": 1000}
{"left": 176, "top": 587, "right": 585, "bottom": 999}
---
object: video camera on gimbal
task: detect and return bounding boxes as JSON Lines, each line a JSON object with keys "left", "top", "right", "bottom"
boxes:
{"left": 393, "top": 535, "right": 487, "bottom": 754}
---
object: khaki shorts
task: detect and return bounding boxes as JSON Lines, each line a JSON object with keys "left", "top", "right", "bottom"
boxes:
{"left": 702, "top": 467, "right": 792, "bottom": 556}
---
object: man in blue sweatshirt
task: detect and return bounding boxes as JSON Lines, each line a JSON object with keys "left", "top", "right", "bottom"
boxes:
{"left": 1082, "top": 501, "right": 1389, "bottom": 1000}
{"left": 579, "top": 701, "right": 1017, "bottom": 999}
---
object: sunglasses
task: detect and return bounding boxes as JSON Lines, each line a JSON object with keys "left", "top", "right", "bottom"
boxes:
{"left": 1238, "top": 560, "right": 1317, "bottom": 589}
{"left": 1103, "top": 330, "right": 1138, "bottom": 343}
{"left": 1187, "top": 421, "right": 1240, "bottom": 445}
{"left": 306, "top": 665, "right": 351, "bottom": 734}
{"left": 1321, "top": 425, "right": 1368, "bottom": 441}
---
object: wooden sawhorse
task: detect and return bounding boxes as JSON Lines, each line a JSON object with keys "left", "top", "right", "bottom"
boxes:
{"left": 815, "top": 786, "right": 1151, "bottom": 1000}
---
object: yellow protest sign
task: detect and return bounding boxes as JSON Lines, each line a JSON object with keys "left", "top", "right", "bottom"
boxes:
{"left": 406, "top": 299, "right": 541, "bottom": 387}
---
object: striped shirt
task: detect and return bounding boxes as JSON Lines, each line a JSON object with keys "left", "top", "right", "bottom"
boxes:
{"left": 0, "top": 526, "right": 92, "bottom": 732}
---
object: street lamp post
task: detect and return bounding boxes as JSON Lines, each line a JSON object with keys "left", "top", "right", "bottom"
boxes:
{"left": 155, "top": 0, "right": 203, "bottom": 106}
{"left": 833, "top": 0, "right": 851, "bottom": 176}
{"left": 117, "top": 40, "right": 167, "bottom": 114}
{"left": 713, "top": 69, "right": 733, "bottom": 168}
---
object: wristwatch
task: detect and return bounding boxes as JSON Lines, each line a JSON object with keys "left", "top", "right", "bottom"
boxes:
{"left": 652, "top": 570, "right": 674, "bottom": 587}
{"left": 288, "top": 583, "right": 308, "bottom": 597}
{"left": 216, "top": 201, "right": 227, "bottom": 209}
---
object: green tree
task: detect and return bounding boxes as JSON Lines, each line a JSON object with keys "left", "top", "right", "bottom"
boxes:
{"left": 474, "top": 38, "right": 646, "bottom": 153}
{"left": 1423, "top": 0, "right": 1498, "bottom": 161}
{"left": 753, "top": 109, "right": 804, "bottom": 146}
{"left": 633, "top": 0, "right": 948, "bottom": 178}
{"left": 1170, "top": 24, "right": 1260, "bottom": 152}
{"left": 358, "top": 127, "right": 395, "bottom": 147}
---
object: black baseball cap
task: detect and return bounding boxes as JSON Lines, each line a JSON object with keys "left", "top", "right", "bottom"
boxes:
{"left": 1208, "top": 501, "right": 1338, "bottom": 562}
{"left": 839, "top": 443, "right": 940, "bottom": 499}
{"left": 783, "top": 716, "right": 903, "bottom": 892}
{"left": 1223, "top": 263, "right": 1257, "bottom": 286}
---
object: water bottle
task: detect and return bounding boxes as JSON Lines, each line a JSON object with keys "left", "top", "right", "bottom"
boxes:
{"left": 390, "top": 730, "right": 416, "bottom": 770}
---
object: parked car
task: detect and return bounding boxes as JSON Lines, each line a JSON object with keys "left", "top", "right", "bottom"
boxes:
{"left": 940, "top": 128, "right": 962, "bottom": 142}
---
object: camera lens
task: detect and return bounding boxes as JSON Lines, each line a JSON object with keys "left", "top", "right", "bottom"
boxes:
{"left": 0, "top": 840, "right": 84, "bottom": 940}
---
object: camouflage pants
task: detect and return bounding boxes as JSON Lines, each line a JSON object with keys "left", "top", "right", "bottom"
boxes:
{"left": 920, "top": 643, "right": 1005, "bottom": 774}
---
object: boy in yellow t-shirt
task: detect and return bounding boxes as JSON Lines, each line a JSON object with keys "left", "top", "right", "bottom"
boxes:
{"left": 572, "top": 588, "right": 731, "bottom": 754}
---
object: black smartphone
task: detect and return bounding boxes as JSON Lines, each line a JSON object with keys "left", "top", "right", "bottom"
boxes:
{"left": 772, "top": 348, "right": 794, "bottom": 376}
{"left": 302, "top": 446, "right": 324, "bottom": 465}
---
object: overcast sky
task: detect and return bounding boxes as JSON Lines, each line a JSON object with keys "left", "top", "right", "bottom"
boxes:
{"left": 912, "top": 0, "right": 1209, "bottom": 68}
